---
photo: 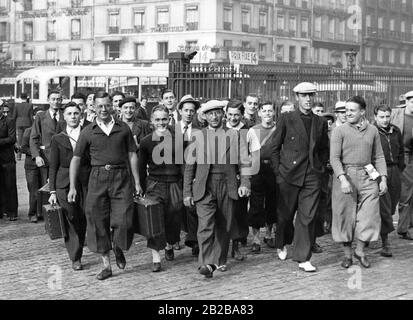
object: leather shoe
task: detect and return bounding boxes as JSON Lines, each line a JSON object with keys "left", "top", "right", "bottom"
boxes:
{"left": 398, "top": 232, "right": 413, "bottom": 240}
{"left": 298, "top": 261, "right": 317, "bottom": 272}
{"left": 30, "top": 215, "right": 38, "bottom": 223}
{"left": 9, "top": 216, "right": 17, "bottom": 221}
{"left": 264, "top": 237, "right": 276, "bottom": 248}
{"left": 113, "top": 246, "right": 126, "bottom": 270}
{"left": 311, "top": 243, "right": 323, "bottom": 254}
{"left": 231, "top": 241, "right": 245, "bottom": 261}
{"left": 199, "top": 264, "right": 216, "bottom": 278}
{"left": 152, "top": 262, "right": 162, "bottom": 272}
{"left": 380, "top": 246, "right": 393, "bottom": 258}
{"left": 218, "top": 264, "right": 227, "bottom": 272}
{"left": 251, "top": 243, "right": 261, "bottom": 253}
{"left": 354, "top": 252, "right": 370, "bottom": 268}
{"left": 192, "top": 244, "right": 199, "bottom": 257}
{"left": 341, "top": 257, "right": 353, "bottom": 268}
{"left": 96, "top": 268, "right": 112, "bottom": 280}
{"left": 72, "top": 260, "right": 83, "bottom": 271}
{"left": 165, "top": 248, "right": 174, "bottom": 261}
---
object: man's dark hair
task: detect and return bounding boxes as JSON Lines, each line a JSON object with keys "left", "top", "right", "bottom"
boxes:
{"left": 226, "top": 99, "right": 245, "bottom": 115}
{"left": 94, "top": 91, "right": 111, "bottom": 101}
{"left": 259, "top": 102, "right": 275, "bottom": 110}
{"left": 71, "top": 92, "right": 86, "bottom": 103}
{"left": 374, "top": 104, "right": 392, "bottom": 115}
{"left": 161, "top": 89, "right": 175, "bottom": 100}
{"left": 111, "top": 91, "right": 125, "bottom": 99}
{"left": 151, "top": 104, "right": 170, "bottom": 115}
{"left": 312, "top": 102, "right": 325, "bottom": 110}
{"left": 62, "top": 101, "right": 82, "bottom": 112}
{"left": 48, "top": 90, "right": 61, "bottom": 99}
{"left": 346, "top": 96, "right": 366, "bottom": 110}
{"left": 20, "top": 93, "right": 28, "bottom": 100}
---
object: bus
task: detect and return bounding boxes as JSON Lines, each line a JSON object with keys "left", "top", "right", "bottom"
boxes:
{"left": 14, "top": 64, "right": 168, "bottom": 108}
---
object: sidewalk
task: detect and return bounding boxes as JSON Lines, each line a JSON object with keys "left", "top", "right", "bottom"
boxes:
{"left": 0, "top": 160, "right": 412, "bottom": 300}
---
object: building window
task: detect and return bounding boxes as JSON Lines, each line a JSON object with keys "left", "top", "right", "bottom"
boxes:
{"left": 301, "top": 47, "right": 307, "bottom": 63}
{"left": 377, "top": 48, "right": 384, "bottom": 63}
{"left": 366, "top": 15, "right": 371, "bottom": 28}
{"left": 71, "top": 0, "right": 83, "bottom": 8}
{"left": 23, "top": 22, "right": 33, "bottom": 41}
{"left": 71, "top": 19, "right": 81, "bottom": 40}
{"left": 378, "top": 17, "right": 383, "bottom": 29}
{"left": 24, "top": 0, "right": 32, "bottom": 11}
{"left": 401, "top": 51, "right": 406, "bottom": 65}
{"left": 157, "top": 8, "right": 169, "bottom": 27}
{"left": 241, "top": 41, "right": 251, "bottom": 50}
{"left": 401, "top": 21, "right": 406, "bottom": 33}
{"left": 277, "top": 15, "right": 285, "bottom": 31}
{"left": 0, "top": 22, "right": 8, "bottom": 42}
{"left": 259, "top": 43, "right": 266, "bottom": 59}
{"left": 106, "top": 42, "right": 120, "bottom": 60}
{"left": 242, "top": 9, "right": 250, "bottom": 32}
{"left": 186, "top": 5, "right": 199, "bottom": 31}
{"left": 289, "top": 16, "right": 296, "bottom": 37}
{"left": 259, "top": 12, "right": 267, "bottom": 33}
{"left": 185, "top": 40, "right": 198, "bottom": 53}
{"left": 289, "top": 46, "right": 296, "bottom": 63}
{"left": 328, "top": 18, "right": 335, "bottom": 39}
{"left": 24, "top": 50, "right": 33, "bottom": 60}
{"left": 364, "top": 47, "right": 371, "bottom": 62}
{"left": 134, "top": 10, "right": 145, "bottom": 32}
{"left": 47, "top": 0, "right": 56, "bottom": 10}
{"left": 0, "top": 0, "right": 7, "bottom": 9}
{"left": 302, "top": 0, "right": 308, "bottom": 9}
{"left": 314, "top": 16, "right": 321, "bottom": 38}
{"left": 47, "top": 20, "right": 56, "bottom": 40}
{"left": 389, "top": 49, "right": 395, "bottom": 64}
{"left": 108, "top": 11, "right": 119, "bottom": 34}
{"left": 390, "top": 19, "right": 395, "bottom": 31}
{"left": 410, "top": 52, "right": 413, "bottom": 66}
{"left": 158, "top": 41, "right": 168, "bottom": 60}
{"left": 339, "top": 20, "right": 345, "bottom": 40}
{"left": 301, "top": 17, "right": 308, "bottom": 38}
{"left": 135, "top": 42, "right": 145, "bottom": 60}
{"left": 276, "top": 45, "right": 284, "bottom": 62}
{"left": 224, "top": 7, "right": 232, "bottom": 30}
{"left": 71, "top": 49, "right": 81, "bottom": 62}
{"left": 46, "top": 49, "right": 56, "bottom": 61}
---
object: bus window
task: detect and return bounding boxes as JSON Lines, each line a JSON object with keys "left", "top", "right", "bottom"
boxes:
{"left": 33, "top": 80, "right": 39, "bottom": 99}
{"left": 23, "top": 79, "right": 32, "bottom": 99}
{"left": 74, "top": 76, "right": 105, "bottom": 95}
{"left": 48, "top": 76, "right": 70, "bottom": 100}
{"left": 16, "top": 80, "right": 22, "bottom": 98}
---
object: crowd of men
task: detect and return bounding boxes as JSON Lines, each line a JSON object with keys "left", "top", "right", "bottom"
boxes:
{"left": 1, "top": 83, "right": 413, "bottom": 281}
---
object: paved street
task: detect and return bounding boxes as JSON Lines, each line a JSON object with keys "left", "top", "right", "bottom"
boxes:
{"left": 1, "top": 159, "right": 413, "bottom": 301}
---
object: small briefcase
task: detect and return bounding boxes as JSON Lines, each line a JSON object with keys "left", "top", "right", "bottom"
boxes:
{"left": 37, "top": 182, "right": 50, "bottom": 218}
{"left": 133, "top": 196, "right": 165, "bottom": 239}
{"left": 43, "top": 204, "right": 67, "bottom": 240}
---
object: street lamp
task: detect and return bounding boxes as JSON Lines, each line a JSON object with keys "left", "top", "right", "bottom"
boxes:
{"left": 344, "top": 49, "right": 358, "bottom": 98}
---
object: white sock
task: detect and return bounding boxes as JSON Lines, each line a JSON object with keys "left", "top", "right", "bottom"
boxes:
{"left": 252, "top": 228, "right": 260, "bottom": 244}
{"left": 102, "top": 253, "right": 111, "bottom": 270}
{"left": 152, "top": 249, "right": 161, "bottom": 263}
{"left": 165, "top": 243, "right": 173, "bottom": 250}
{"left": 265, "top": 224, "right": 272, "bottom": 239}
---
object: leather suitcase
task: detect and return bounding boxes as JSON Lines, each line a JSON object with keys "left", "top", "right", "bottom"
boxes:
{"left": 133, "top": 196, "right": 164, "bottom": 239}
{"left": 43, "top": 204, "right": 67, "bottom": 240}
{"left": 37, "top": 182, "right": 50, "bottom": 219}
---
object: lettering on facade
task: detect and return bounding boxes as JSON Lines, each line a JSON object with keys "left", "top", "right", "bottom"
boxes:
{"left": 18, "top": 7, "right": 91, "bottom": 19}
{"left": 229, "top": 51, "right": 258, "bottom": 65}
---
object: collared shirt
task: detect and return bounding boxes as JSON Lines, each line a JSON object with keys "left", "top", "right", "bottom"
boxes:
{"left": 226, "top": 121, "right": 245, "bottom": 131}
{"left": 49, "top": 108, "right": 60, "bottom": 121}
{"left": 180, "top": 121, "right": 192, "bottom": 140}
{"left": 169, "top": 110, "right": 179, "bottom": 126}
{"left": 85, "top": 111, "right": 96, "bottom": 122}
{"left": 96, "top": 116, "right": 115, "bottom": 136}
{"left": 299, "top": 111, "right": 312, "bottom": 136}
{"left": 67, "top": 126, "right": 81, "bottom": 150}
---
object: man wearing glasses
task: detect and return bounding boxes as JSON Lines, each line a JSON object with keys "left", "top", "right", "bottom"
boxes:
{"left": 30, "top": 90, "right": 65, "bottom": 187}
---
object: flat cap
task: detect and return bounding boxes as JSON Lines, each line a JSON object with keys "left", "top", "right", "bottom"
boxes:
{"left": 335, "top": 101, "right": 346, "bottom": 112}
{"left": 177, "top": 94, "right": 200, "bottom": 110}
{"left": 404, "top": 91, "right": 413, "bottom": 100}
{"left": 293, "top": 82, "right": 317, "bottom": 94}
{"left": 200, "top": 100, "right": 226, "bottom": 114}
{"left": 118, "top": 96, "right": 137, "bottom": 108}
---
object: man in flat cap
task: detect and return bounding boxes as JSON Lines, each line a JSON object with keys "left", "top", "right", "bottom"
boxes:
{"left": 270, "top": 82, "right": 329, "bottom": 272}
{"left": 389, "top": 90, "right": 413, "bottom": 240}
{"left": 183, "top": 100, "right": 251, "bottom": 278}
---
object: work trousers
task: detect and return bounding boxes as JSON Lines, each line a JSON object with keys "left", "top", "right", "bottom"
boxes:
{"left": 380, "top": 165, "right": 400, "bottom": 235}
{"left": 196, "top": 173, "right": 235, "bottom": 266}
{"left": 248, "top": 163, "right": 277, "bottom": 229}
{"left": 56, "top": 187, "right": 87, "bottom": 262}
{"left": 25, "top": 167, "right": 42, "bottom": 217}
{"left": 145, "top": 178, "right": 184, "bottom": 251}
{"left": 315, "top": 172, "right": 332, "bottom": 237}
{"left": 332, "top": 166, "right": 380, "bottom": 243}
{"left": 398, "top": 162, "right": 413, "bottom": 234}
{"left": 276, "top": 172, "right": 320, "bottom": 263}
{"left": 0, "top": 163, "right": 18, "bottom": 218}
{"left": 85, "top": 167, "right": 134, "bottom": 253}
{"left": 183, "top": 205, "right": 198, "bottom": 248}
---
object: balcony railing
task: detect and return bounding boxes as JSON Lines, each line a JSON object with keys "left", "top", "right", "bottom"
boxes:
{"left": 71, "top": 32, "right": 81, "bottom": 40}
{"left": 24, "top": 33, "right": 33, "bottom": 41}
{"left": 108, "top": 26, "right": 119, "bottom": 34}
{"left": 186, "top": 22, "right": 198, "bottom": 31}
{"left": 134, "top": 25, "right": 145, "bottom": 33}
{"left": 366, "top": 27, "right": 413, "bottom": 42}
{"left": 223, "top": 22, "right": 232, "bottom": 31}
{"left": 47, "top": 33, "right": 56, "bottom": 40}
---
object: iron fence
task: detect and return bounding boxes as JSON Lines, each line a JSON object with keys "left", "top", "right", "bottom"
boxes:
{"left": 169, "top": 57, "right": 413, "bottom": 119}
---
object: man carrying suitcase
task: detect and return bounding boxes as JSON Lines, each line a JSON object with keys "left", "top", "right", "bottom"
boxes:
{"left": 68, "top": 91, "right": 143, "bottom": 280}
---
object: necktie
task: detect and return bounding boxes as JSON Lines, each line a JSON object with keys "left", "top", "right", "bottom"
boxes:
{"left": 52, "top": 112, "right": 58, "bottom": 131}
{"left": 169, "top": 113, "right": 176, "bottom": 126}
{"left": 183, "top": 125, "right": 189, "bottom": 142}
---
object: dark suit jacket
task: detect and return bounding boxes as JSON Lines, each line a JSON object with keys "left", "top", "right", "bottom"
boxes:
{"left": 15, "top": 102, "right": 33, "bottom": 128}
{"left": 130, "top": 117, "right": 152, "bottom": 148}
{"left": 135, "top": 106, "right": 148, "bottom": 121}
{"left": 29, "top": 108, "right": 65, "bottom": 165}
{"left": 0, "top": 116, "right": 16, "bottom": 164}
{"left": 21, "top": 127, "right": 37, "bottom": 170}
{"left": 49, "top": 128, "right": 90, "bottom": 191}
{"left": 183, "top": 127, "right": 251, "bottom": 202}
{"left": 271, "top": 109, "right": 329, "bottom": 187}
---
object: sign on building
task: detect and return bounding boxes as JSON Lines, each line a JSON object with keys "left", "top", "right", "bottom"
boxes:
{"left": 229, "top": 51, "right": 258, "bottom": 65}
